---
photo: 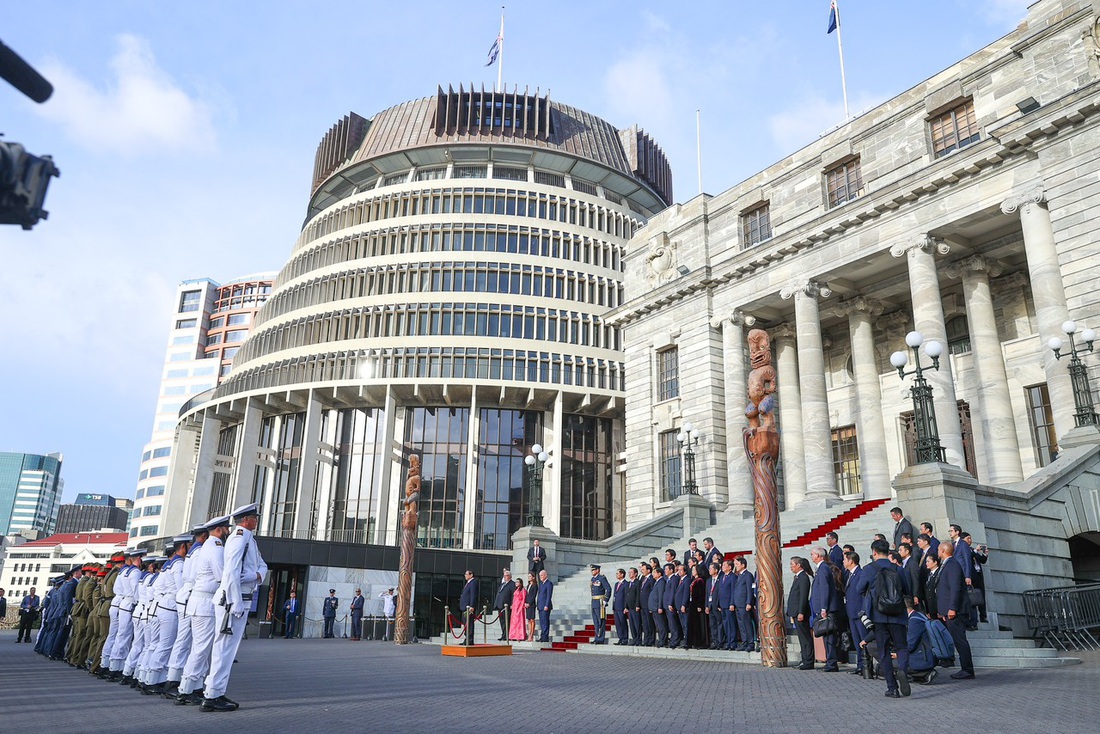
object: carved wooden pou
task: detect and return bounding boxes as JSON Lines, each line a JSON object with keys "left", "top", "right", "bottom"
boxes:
{"left": 395, "top": 454, "right": 420, "bottom": 644}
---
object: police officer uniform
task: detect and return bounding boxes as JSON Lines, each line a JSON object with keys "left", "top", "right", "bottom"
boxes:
{"left": 201, "top": 503, "right": 268, "bottom": 712}
{"left": 176, "top": 516, "right": 230, "bottom": 704}
{"left": 589, "top": 564, "right": 612, "bottom": 644}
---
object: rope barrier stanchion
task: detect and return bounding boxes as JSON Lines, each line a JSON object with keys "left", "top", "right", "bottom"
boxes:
{"left": 482, "top": 604, "right": 489, "bottom": 645}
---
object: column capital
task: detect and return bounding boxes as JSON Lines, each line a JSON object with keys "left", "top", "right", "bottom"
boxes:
{"left": 992, "top": 270, "right": 1030, "bottom": 290}
{"left": 709, "top": 309, "right": 756, "bottom": 329}
{"left": 833, "top": 295, "right": 886, "bottom": 319}
{"left": 944, "top": 254, "right": 1003, "bottom": 280}
{"left": 879, "top": 310, "right": 911, "bottom": 330}
{"left": 770, "top": 322, "right": 798, "bottom": 341}
{"left": 1000, "top": 186, "right": 1047, "bottom": 215}
{"left": 889, "top": 234, "right": 951, "bottom": 259}
{"left": 780, "top": 279, "right": 832, "bottom": 301}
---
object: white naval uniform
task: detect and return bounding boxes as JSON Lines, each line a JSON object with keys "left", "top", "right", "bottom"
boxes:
{"left": 203, "top": 524, "right": 267, "bottom": 700}
{"left": 179, "top": 536, "right": 225, "bottom": 696}
{"left": 167, "top": 541, "right": 202, "bottom": 682}
{"left": 123, "top": 571, "right": 155, "bottom": 676}
{"left": 109, "top": 564, "right": 140, "bottom": 670}
{"left": 147, "top": 554, "right": 184, "bottom": 685}
{"left": 137, "top": 570, "right": 161, "bottom": 682}
{"left": 100, "top": 568, "right": 123, "bottom": 669}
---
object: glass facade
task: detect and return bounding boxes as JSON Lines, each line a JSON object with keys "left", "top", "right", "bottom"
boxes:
{"left": 473, "top": 409, "right": 541, "bottom": 550}
{"left": 403, "top": 407, "right": 469, "bottom": 549}
{"left": 560, "top": 414, "right": 613, "bottom": 541}
{"left": 328, "top": 407, "right": 387, "bottom": 544}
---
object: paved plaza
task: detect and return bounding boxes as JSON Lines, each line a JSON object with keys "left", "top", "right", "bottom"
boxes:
{"left": 1, "top": 629, "right": 1098, "bottom": 732}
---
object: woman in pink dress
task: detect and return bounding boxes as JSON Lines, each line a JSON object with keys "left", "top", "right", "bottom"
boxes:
{"left": 509, "top": 578, "right": 528, "bottom": 641}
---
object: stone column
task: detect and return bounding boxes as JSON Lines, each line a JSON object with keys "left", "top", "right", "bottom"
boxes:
{"left": 835, "top": 297, "right": 892, "bottom": 499}
{"left": 712, "top": 310, "right": 756, "bottom": 512}
{"left": 772, "top": 323, "right": 806, "bottom": 507}
{"left": 1001, "top": 187, "right": 1076, "bottom": 439}
{"left": 946, "top": 255, "right": 1024, "bottom": 484}
{"left": 781, "top": 281, "right": 837, "bottom": 500}
{"left": 890, "top": 236, "right": 966, "bottom": 470}
{"left": 292, "top": 393, "right": 325, "bottom": 540}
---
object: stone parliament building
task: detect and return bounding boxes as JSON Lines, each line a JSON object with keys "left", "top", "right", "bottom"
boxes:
{"left": 159, "top": 0, "right": 1100, "bottom": 638}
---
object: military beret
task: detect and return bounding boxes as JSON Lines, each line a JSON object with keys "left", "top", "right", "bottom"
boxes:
{"left": 110, "top": 551, "right": 125, "bottom": 562}
{"left": 97, "top": 568, "right": 108, "bottom": 577}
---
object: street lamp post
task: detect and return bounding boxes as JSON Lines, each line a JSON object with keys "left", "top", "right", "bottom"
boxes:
{"left": 677, "top": 421, "right": 701, "bottom": 495}
{"left": 524, "top": 444, "right": 548, "bottom": 526}
{"left": 1048, "top": 321, "right": 1099, "bottom": 427}
{"left": 890, "top": 331, "right": 946, "bottom": 464}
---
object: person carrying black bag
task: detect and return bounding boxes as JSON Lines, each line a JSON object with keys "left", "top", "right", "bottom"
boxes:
{"left": 854, "top": 539, "right": 913, "bottom": 698}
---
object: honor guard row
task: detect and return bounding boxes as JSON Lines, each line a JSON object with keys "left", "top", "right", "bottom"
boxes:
{"left": 30, "top": 503, "right": 267, "bottom": 713}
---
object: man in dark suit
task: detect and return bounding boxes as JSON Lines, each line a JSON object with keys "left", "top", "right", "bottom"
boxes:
{"left": 787, "top": 557, "right": 813, "bottom": 669}
{"left": 899, "top": 543, "right": 921, "bottom": 606}
{"left": 948, "top": 525, "right": 974, "bottom": 587}
{"left": 920, "top": 522, "right": 941, "bottom": 558}
{"left": 493, "top": 569, "right": 516, "bottom": 641}
{"left": 855, "top": 539, "right": 913, "bottom": 698}
{"left": 648, "top": 565, "right": 667, "bottom": 647}
{"left": 702, "top": 538, "right": 723, "bottom": 569}
{"left": 809, "top": 547, "right": 840, "bottom": 671}
{"left": 842, "top": 551, "right": 867, "bottom": 675}
{"left": 283, "top": 592, "right": 300, "bottom": 639}
{"left": 637, "top": 563, "right": 654, "bottom": 646}
{"left": 611, "top": 569, "right": 628, "bottom": 645}
{"left": 527, "top": 540, "right": 546, "bottom": 576}
{"left": 705, "top": 562, "right": 724, "bottom": 650}
{"left": 683, "top": 539, "right": 700, "bottom": 568}
{"left": 719, "top": 559, "right": 738, "bottom": 651}
{"left": 891, "top": 507, "right": 915, "bottom": 549}
{"left": 732, "top": 557, "right": 756, "bottom": 652}
{"left": 662, "top": 563, "right": 682, "bottom": 648}
{"left": 624, "top": 568, "right": 641, "bottom": 645}
{"left": 459, "top": 570, "right": 479, "bottom": 646}
{"left": 535, "top": 569, "right": 553, "bottom": 643}
{"left": 826, "top": 533, "right": 843, "bottom": 568}
{"left": 938, "top": 542, "right": 975, "bottom": 679}
{"left": 673, "top": 564, "right": 691, "bottom": 650}
{"left": 349, "top": 589, "right": 365, "bottom": 641}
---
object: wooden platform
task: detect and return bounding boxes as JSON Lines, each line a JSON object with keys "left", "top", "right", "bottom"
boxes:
{"left": 441, "top": 643, "right": 513, "bottom": 658}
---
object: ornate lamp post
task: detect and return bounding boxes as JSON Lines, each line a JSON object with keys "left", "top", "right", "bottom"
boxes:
{"left": 890, "top": 331, "right": 946, "bottom": 464}
{"left": 1048, "top": 321, "right": 1099, "bottom": 427}
{"left": 677, "top": 421, "right": 701, "bottom": 495}
{"left": 524, "top": 444, "right": 548, "bottom": 526}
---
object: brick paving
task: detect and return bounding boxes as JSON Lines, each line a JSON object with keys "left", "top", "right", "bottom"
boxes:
{"left": 2, "top": 629, "right": 1097, "bottom": 732}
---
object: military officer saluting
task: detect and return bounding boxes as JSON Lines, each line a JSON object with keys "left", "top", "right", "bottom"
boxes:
{"left": 589, "top": 564, "right": 612, "bottom": 645}
{"left": 201, "top": 503, "right": 268, "bottom": 712}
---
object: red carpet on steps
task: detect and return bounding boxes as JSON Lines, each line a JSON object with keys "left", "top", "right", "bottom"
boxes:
{"left": 724, "top": 498, "right": 891, "bottom": 558}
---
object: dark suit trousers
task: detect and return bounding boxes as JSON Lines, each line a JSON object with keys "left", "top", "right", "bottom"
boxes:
{"left": 708, "top": 609, "right": 724, "bottom": 648}
{"left": 874, "top": 623, "right": 909, "bottom": 692}
{"left": 498, "top": 607, "right": 509, "bottom": 639}
{"left": 667, "top": 608, "right": 683, "bottom": 647}
{"left": 794, "top": 618, "right": 814, "bottom": 666}
{"left": 946, "top": 616, "right": 974, "bottom": 673}
{"left": 17, "top": 612, "right": 36, "bottom": 642}
{"left": 351, "top": 612, "right": 362, "bottom": 638}
{"left": 822, "top": 629, "right": 839, "bottom": 670}
{"left": 848, "top": 616, "right": 866, "bottom": 670}
{"left": 653, "top": 610, "right": 669, "bottom": 647}
{"left": 736, "top": 609, "right": 755, "bottom": 647}
{"left": 614, "top": 609, "right": 628, "bottom": 642}
{"left": 723, "top": 609, "right": 738, "bottom": 649}
{"left": 639, "top": 610, "right": 653, "bottom": 645}
{"left": 538, "top": 608, "right": 551, "bottom": 642}
{"left": 677, "top": 611, "right": 689, "bottom": 647}
{"left": 323, "top": 616, "right": 335, "bottom": 638}
{"left": 628, "top": 610, "right": 642, "bottom": 644}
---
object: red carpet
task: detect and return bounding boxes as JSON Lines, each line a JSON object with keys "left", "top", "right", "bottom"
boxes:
{"left": 724, "top": 498, "right": 891, "bottom": 558}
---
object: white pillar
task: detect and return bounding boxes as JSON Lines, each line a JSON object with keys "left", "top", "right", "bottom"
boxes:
{"left": 772, "top": 323, "right": 806, "bottom": 507}
{"left": 946, "top": 255, "right": 1024, "bottom": 483}
{"left": 712, "top": 310, "right": 756, "bottom": 511}
{"left": 192, "top": 413, "right": 223, "bottom": 523}
{"left": 1001, "top": 187, "right": 1076, "bottom": 439}
{"left": 292, "top": 393, "right": 325, "bottom": 540}
{"left": 781, "top": 279, "right": 837, "bottom": 500}
{"left": 835, "top": 297, "right": 892, "bottom": 499}
{"left": 462, "top": 388, "right": 480, "bottom": 550}
{"left": 890, "top": 235, "right": 966, "bottom": 470}
{"left": 229, "top": 398, "right": 264, "bottom": 512}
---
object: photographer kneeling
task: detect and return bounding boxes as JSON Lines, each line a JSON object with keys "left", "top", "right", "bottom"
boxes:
{"left": 902, "top": 596, "right": 938, "bottom": 685}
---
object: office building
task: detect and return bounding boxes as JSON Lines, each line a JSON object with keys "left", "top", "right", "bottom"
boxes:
{"left": 0, "top": 452, "right": 63, "bottom": 536}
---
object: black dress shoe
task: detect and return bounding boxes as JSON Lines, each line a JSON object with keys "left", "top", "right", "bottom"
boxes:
{"left": 200, "top": 695, "right": 239, "bottom": 712}
{"left": 950, "top": 670, "right": 975, "bottom": 679}
{"left": 848, "top": 669, "right": 864, "bottom": 675}
{"left": 797, "top": 664, "right": 814, "bottom": 670}
{"left": 884, "top": 690, "right": 901, "bottom": 698}
{"left": 898, "top": 672, "right": 911, "bottom": 697}
{"left": 175, "top": 692, "right": 202, "bottom": 706}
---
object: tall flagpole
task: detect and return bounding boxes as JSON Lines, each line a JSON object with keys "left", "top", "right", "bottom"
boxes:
{"left": 833, "top": 1, "right": 850, "bottom": 119}
{"left": 497, "top": 7, "right": 505, "bottom": 92}
{"left": 696, "top": 109, "right": 703, "bottom": 196}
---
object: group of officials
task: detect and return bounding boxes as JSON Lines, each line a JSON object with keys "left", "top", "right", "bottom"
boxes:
{"left": 25, "top": 503, "right": 267, "bottom": 713}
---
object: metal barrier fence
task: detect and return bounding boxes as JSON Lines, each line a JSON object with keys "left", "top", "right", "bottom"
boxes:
{"left": 1022, "top": 582, "right": 1100, "bottom": 651}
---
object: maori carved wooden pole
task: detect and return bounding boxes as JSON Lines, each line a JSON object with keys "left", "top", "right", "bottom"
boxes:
{"left": 395, "top": 454, "right": 420, "bottom": 644}
{"left": 743, "top": 328, "right": 787, "bottom": 668}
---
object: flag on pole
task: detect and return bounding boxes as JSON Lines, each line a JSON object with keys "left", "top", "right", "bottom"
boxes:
{"left": 827, "top": 1, "right": 839, "bottom": 34}
{"left": 485, "top": 34, "right": 502, "bottom": 66}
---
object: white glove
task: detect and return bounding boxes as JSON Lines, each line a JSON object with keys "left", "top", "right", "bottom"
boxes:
{"left": 232, "top": 606, "right": 247, "bottom": 619}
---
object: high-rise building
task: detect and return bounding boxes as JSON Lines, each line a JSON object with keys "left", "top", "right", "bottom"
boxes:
{"left": 130, "top": 274, "right": 274, "bottom": 540}
{"left": 54, "top": 493, "right": 130, "bottom": 534}
{"left": 0, "top": 452, "right": 63, "bottom": 536}
{"left": 0, "top": 531, "right": 128, "bottom": 602}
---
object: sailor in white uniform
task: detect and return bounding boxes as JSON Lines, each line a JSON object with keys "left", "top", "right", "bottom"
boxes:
{"left": 175, "top": 515, "right": 230, "bottom": 705}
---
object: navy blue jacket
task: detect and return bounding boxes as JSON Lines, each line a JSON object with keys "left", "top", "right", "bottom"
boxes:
{"left": 828, "top": 544, "right": 843, "bottom": 568}
{"left": 718, "top": 572, "right": 735, "bottom": 609}
{"left": 706, "top": 574, "right": 722, "bottom": 611}
{"left": 953, "top": 540, "right": 974, "bottom": 582}
{"left": 703, "top": 547, "right": 723, "bottom": 569}
{"left": 810, "top": 562, "right": 837, "bottom": 616}
{"left": 844, "top": 565, "right": 864, "bottom": 618}
{"left": 733, "top": 571, "right": 754, "bottom": 608}
{"left": 855, "top": 558, "right": 911, "bottom": 625}
{"left": 459, "top": 578, "right": 479, "bottom": 612}
{"left": 639, "top": 575, "right": 655, "bottom": 610}
{"left": 648, "top": 576, "right": 666, "bottom": 612}
{"left": 906, "top": 611, "right": 936, "bottom": 670}
{"left": 663, "top": 574, "right": 680, "bottom": 610}
{"left": 612, "top": 579, "right": 627, "bottom": 612}
{"left": 536, "top": 579, "right": 553, "bottom": 610}
{"left": 937, "top": 557, "right": 970, "bottom": 619}
{"left": 673, "top": 574, "right": 691, "bottom": 610}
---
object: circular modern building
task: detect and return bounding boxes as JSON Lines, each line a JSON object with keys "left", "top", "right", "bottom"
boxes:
{"left": 168, "top": 86, "right": 672, "bottom": 566}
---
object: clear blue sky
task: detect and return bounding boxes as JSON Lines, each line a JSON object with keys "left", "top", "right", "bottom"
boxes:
{"left": 0, "top": 0, "right": 1033, "bottom": 502}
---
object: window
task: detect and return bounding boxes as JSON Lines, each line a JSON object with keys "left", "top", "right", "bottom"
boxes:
{"left": 148, "top": 466, "right": 168, "bottom": 477}
{"left": 222, "top": 347, "right": 240, "bottom": 359}
{"left": 227, "top": 313, "right": 250, "bottom": 326}
{"left": 826, "top": 157, "right": 863, "bottom": 208}
{"left": 225, "top": 330, "right": 247, "bottom": 343}
{"left": 169, "top": 352, "right": 191, "bottom": 362}
{"left": 206, "top": 333, "right": 223, "bottom": 346}
{"left": 831, "top": 425, "right": 862, "bottom": 496}
{"left": 175, "top": 318, "right": 197, "bottom": 329}
{"left": 415, "top": 167, "right": 446, "bottom": 181}
{"left": 136, "top": 489, "right": 145, "bottom": 499}
{"left": 172, "top": 335, "right": 195, "bottom": 345}
{"left": 901, "top": 400, "right": 976, "bottom": 476}
{"left": 659, "top": 430, "right": 682, "bottom": 502}
{"left": 166, "top": 369, "right": 188, "bottom": 378}
{"left": 164, "top": 385, "right": 186, "bottom": 396}
{"left": 130, "top": 528, "right": 139, "bottom": 537}
{"left": 930, "top": 99, "right": 980, "bottom": 158}
{"left": 139, "top": 526, "right": 158, "bottom": 536}
{"left": 193, "top": 366, "right": 217, "bottom": 376}
{"left": 452, "top": 165, "right": 486, "bottom": 179}
{"left": 1026, "top": 384, "right": 1058, "bottom": 467}
{"left": 152, "top": 447, "right": 171, "bottom": 458}
{"left": 144, "top": 505, "right": 162, "bottom": 516}
{"left": 132, "top": 507, "right": 142, "bottom": 518}
{"left": 209, "top": 317, "right": 224, "bottom": 328}
{"left": 146, "top": 485, "right": 165, "bottom": 497}
{"left": 179, "top": 290, "right": 201, "bottom": 313}
{"left": 142, "top": 450, "right": 151, "bottom": 461}
{"left": 657, "top": 348, "right": 679, "bottom": 401}
{"left": 741, "top": 202, "right": 772, "bottom": 248}
{"left": 946, "top": 315, "right": 971, "bottom": 355}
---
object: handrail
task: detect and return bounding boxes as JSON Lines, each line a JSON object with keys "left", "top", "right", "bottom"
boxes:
{"left": 1022, "top": 582, "right": 1100, "bottom": 651}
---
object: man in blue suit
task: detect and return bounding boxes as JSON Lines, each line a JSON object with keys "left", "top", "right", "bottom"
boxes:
{"left": 920, "top": 522, "right": 941, "bottom": 558}
{"left": 648, "top": 566, "right": 667, "bottom": 647}
{"left": 938, "top": 542, "right": 975, "bottom": 679}
{"left": 718, "top": 559, "right": 738, "bottom": 651}
{"left": 624, "top": 568, "right": 641, "bottom": 645}
{"left": 637, "top": 564, "right": 655, "bottom": 646}
{"left": 732, "top": 557, "right": 756, "bottom": 652}
{"left": 702, "top": 538, "right": 723, "bottom": 569}
{"left": 842, "top": 551, "right": 868, "bottom": 675}
{"left": 611, "top": 568, "right": 628, "bottom": 645}
{"left": 948, "top": 525, "right": 974, "bottom": 587}
{"left": 662, "top": 563, "right": 682, "bottom": 648}
{"left": 535, "top": 569, "right": 553, "bottom": 643}
{"left": 809, "top": 547, "right": 840, "bottom": 671}
{"left": 672, "top": 564, "right": 691, "bottom": 650}
{"left": 826, "top": 532, "right": 843, "bottom": 568}
{"left": 459, "top": 570, "right": 479, "bottom": 645}
{"left": 283, "top": 591, "right": 300, "bottom": 639}
{"left": 855, "top": 539, "right": 912, "bottom": 697}
{"left": 705, "top": 562, "right": 724, "bottom": 650}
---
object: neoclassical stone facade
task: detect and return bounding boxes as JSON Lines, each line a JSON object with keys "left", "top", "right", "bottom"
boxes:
{"left": 613, "top": 0, "right": 1100, "bottom": 531}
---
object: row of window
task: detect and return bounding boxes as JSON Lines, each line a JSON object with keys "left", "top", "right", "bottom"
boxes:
{"left": 135, "top": 485, "right": 165, "bottom": 499}
{"left": 166, "top": 366, "right": 217, "bottom": 379}
{"left": 300, "top": 184, "right": 641, "bottom": 250}
{"left": 263, "top": 259, "right": 623, "bottom": 326}
{"left": 738, "top": 100, "right": 981, "bottom": 250}
{"left": 8, "top": 562, "right": 41, "bottom": 573}
{"left": 205, "top": 330, "right": 249, "bottom": 346}
{"left": 221, "top": 346, "right": 624, "bottom": 398}
{"left": 128, "top": 525, "right": 159, "bottom": 537}
{"left": 137, "top": 466, "right": 168, "bottom": 481}
{"left": 132, "top": 504, "right": 161, "bottom": 517}
{"left": 140, "top": 447, "right": 171, "bottom": 462}
{"left": 281, "top": 223, "right": 625, "bottom": 289}
{"left": 235, "top": 302, "right": 621, "bottom": 367}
